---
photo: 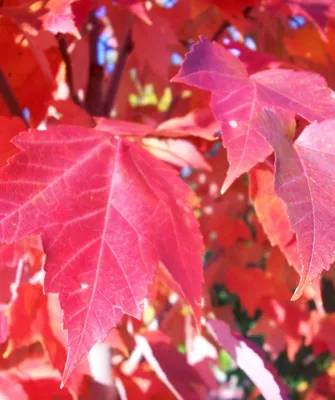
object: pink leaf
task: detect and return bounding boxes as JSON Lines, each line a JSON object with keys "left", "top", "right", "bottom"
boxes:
{"left": 0, "top": 126, "right": 204, "bottom": 384}
{"left": 156, "top": 109, "right": 220, "bottom": 141}
{"left": 94, "top": 119, "right": 154, "bottom": 137}
{"left": 142, "top": 137, "right": 211, "bottom": 171}
{"left": 208, "top": 319, "right": 289, "bottom": 400}
{"left": 96, "top": 108, "right": 219, "bottom": 140}
{"left": 254, "top": 108, "right": 335, "bottom": 299}
{"left": 172, "top": 36, "right": 335, "bottom": 193}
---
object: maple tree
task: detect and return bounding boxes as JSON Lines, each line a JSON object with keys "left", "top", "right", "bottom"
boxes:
{"left": 0, "top": 0, "right": 335, "bottom": 399}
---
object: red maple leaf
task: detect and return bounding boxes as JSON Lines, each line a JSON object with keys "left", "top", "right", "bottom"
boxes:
{"left": 0, "top": 125, "right": 204, "bottom": 384}
{"left": 172, "top": 36, "right": 335, "bottom": 193}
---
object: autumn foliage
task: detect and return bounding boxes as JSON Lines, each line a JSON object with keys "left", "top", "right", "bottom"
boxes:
{"left": 1, "top": 0, "right": 335, "bottom": 399}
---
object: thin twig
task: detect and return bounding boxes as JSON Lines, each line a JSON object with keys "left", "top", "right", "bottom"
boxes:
{"left": 85, "top": 11, "right": 104, "bottom": 116}
{"left": 56, "top": 34, "right": 81, "bottom": 106}
{"left": 103, "top": 20, "right": 134, "bottom": 117}
{"left": 211, "top": 20, "right": 230, "bottom": 42}
{"left": 0, "top": 67, "right": 28, "bottom": 127}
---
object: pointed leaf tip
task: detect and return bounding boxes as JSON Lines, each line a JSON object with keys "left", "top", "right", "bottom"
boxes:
{"left": 291, "top": 268, "right": 309, "bottom": 301}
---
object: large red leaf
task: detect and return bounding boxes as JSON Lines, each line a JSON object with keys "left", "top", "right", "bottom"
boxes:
{"left": 0, "top": 126, "right": 204, "bottom": 384}
{"left": 208, "top": 319, "right": 289, "bottom": 400}
{"left": 254, "top": 108, "right": 335, "bottom": 300}
{"left": 172, "top": 36, "right": 335, "bottom": 193}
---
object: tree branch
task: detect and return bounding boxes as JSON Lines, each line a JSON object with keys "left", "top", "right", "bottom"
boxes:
{"left": 0, "top": 67, "right": 28, "bottom": 127}
{"left": 56, "top": 34, "right": 81, "bottom": 106}
{"left": 85, "top": 11, "right": 104, "bottom": 116}
{"left": 103, "top": 21, "right": 134, "bottom": 117}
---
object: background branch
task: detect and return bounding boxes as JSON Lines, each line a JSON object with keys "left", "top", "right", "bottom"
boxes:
{"left": 57, "top": 34, "right": 81, "bottom": 106}
{"left": 103, "top": 20, "right": 134, "bottom": 117}
{"left": 85, "top": 11, "right": 104, "bottom": 116}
